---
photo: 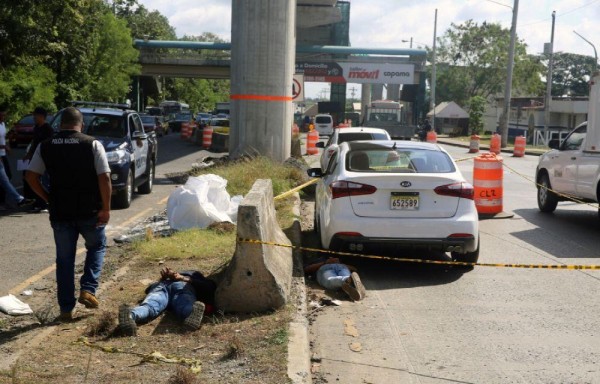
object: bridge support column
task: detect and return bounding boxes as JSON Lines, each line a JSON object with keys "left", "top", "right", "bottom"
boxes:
{"left": 387, "top": 84, "right": 400, "bottom": 101}
{"left": 230, "top": 0, "right": 296, "bottom": 162}
{"left": 360, "top": 84, "right": 371, "bottom": 124}
{"left": 372, "top": 83, "right": 384, "bottom": 101}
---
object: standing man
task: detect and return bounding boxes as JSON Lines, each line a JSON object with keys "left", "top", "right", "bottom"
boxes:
{"left": 26, "top": 107, "right": 112, "bottom": 321}
{"left": 24, "top": 107, "right": 54, "bottom": 213}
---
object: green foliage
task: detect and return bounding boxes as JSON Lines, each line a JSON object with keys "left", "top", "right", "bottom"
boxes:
{"left": 467, "top": 96, "right": 486, "bottom": 134}
{"left": 541, "top": 52, "right": 596, "bottom": 96}
{"left": 433, "top": 20, "right": 544, "bottom": 105}
{"left": 114, "top": 0, "right": 176, "bottom": 40}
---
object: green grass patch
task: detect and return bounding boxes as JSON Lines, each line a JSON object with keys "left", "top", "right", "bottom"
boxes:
{"left": 266, "top": 327, "right": 288, "bottom": 345}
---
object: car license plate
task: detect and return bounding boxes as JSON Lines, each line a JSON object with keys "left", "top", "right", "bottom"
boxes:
{"left": 390, "top": 192, "right": 419, "bottom": 210}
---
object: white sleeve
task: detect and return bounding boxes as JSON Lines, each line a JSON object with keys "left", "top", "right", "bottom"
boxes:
{"left": 93, "top": 141, "right": 111, "bottom": 175}
{"left": 27, "top": 146, "right": 46, "bottom": 174}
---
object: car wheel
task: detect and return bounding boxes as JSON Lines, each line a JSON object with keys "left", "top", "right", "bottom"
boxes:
{"left": 138, "top": 160, "right": 154, "bottom": 194}
{"left": 451, "top": 236, "right": 480, "bottom": 268}
{"left": 537, "top": 173, "right": 558, "bottom": 213}
{"left": 113, "top": 170, "right": 133, "bottom": 209}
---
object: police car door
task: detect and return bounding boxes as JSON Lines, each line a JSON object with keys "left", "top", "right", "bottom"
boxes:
{"left": 129, "top": 114, "right": 148, "bottom": 178}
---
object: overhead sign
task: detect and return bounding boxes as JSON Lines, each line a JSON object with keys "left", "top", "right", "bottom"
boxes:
{"left": 295, "top": 62, "right": 345, "bottom": 83}
{"left": 338, "top": 62, "right": 415, "bottom": 84}
{"left": 292, "top": 75, "right": 305, "bottom": 102}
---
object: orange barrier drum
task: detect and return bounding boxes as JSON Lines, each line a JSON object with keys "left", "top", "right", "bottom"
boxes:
{"left": 489, "top": 133, "right": 501, "bottom": 154}
{"left": 306, "top": 130, "right": 319, "bottom": 155}
{"left": 513, "top": 135, "right": 526, "bottom": 157}
{"left": 469, "top": 134, "right": 480, "bottom": 153}
{"left": 202, "top": 126, "right": 213, "bottom": 149}
{"left": 426, "top": 130, "right": 437, "bottom": 143}
{"left": 473, "top": 153, "right": 503, "bottom": 214}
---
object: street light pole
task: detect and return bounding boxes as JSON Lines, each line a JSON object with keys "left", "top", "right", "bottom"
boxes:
{"left": 544, "top": 11, "right": 556, "bottom": 134}
{"left": 573, "top": 30, "right": 598, "bottom": 72}
{"left": 498, "top": 0, "right": 519, "bottom": 148}
{"left": 431, "top": 9, "right": 438, "bottom": 132}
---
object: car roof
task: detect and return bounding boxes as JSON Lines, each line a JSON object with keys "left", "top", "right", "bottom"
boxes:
{"left": 336, "top": 127, "right": 389, "bottom": 134}
{"left": 343, "top": 140, "right": 442, "bottom": 152}
{"left": 78, "top": 107, "right": 130, "bottom": 117}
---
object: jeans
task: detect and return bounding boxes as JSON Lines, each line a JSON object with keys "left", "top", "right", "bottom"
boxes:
{"left": 51, "top": 217, "right": 106, "bottom": 312}
{"left": 0, "top": 158, "right": 23, "bottom": 206}
{"left": 130, "top": 281, "right": 197, "bottom": 323}
{"left": 317, "top": 263, "right": 351, "bottom": 290}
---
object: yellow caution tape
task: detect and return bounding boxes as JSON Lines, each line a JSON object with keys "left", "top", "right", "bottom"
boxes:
{"left": 238, "top": 238, "right": 600, "bottom": 270}
{"left": 274, "top": 178, "right": 319, "bottom": 200}
{"left": 74, "top": 337, "right": 202, "bottom": 373}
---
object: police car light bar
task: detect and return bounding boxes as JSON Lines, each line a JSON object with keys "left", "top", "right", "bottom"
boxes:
{"left": 70, "top": 101, "right": 131, "bottom": 110}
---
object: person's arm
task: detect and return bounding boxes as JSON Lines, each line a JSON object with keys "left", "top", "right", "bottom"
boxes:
{"left": 25, "top": 146, "right": 48, "bottom": 202}
{"left": 97, "top": 172, "right": 111, "bottom": 226}
{"left": 304, "top": 257, "right": 341, "bottom": 274}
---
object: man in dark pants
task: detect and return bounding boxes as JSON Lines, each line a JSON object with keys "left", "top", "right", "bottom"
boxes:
{"left": 118, "top": 267, "right": 217, "bottom": 336}
{"left": 26, "top": 107, "right": 112, "bottom": 321}
{"left": 24, "top": 107, "right": 54, "bottom": 213}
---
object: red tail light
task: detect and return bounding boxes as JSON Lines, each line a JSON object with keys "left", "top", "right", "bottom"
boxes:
{"left": 330, "top": 180, "right": 377, "bottom": 199}
{"left": 434, "top": 182, "right": 474, "bottom": 200}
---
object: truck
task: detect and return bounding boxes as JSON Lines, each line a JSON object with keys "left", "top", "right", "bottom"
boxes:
{"left": 362, "top": 100, "right": 415, "bottom": 140}
{"left": 215, "top": 102, "right": 230, "bottom": 116}
{"left": 535, "top": 72, "right": 600, "bottom": 217}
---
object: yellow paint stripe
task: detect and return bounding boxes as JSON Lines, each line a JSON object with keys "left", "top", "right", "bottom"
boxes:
{"left": 158, "top": 196, "right": 169, "bottom": 205}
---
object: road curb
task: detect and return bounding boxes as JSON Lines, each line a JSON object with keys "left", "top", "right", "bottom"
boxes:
{"left": 287, "top": 192, "right": 312, "bottom": 384}
{"left": 436, "top": 138, "right": 545, "bottom": 157}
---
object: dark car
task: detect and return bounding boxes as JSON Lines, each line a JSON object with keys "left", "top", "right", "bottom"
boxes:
{"left": 139, "top": 113, "right": 166, "bottom": 137}
{"left": 51, "top": 101, "right": 158, "bottom": 209}
{"left": 7, "top": 114, "right": 35, "bottom": 147}
{"left": 168, "top": 112, "right": 194, "bottom": 133}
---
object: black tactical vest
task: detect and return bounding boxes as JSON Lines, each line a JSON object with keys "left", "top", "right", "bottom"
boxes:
{"left": 40, "top": 130, "right": 102, "bottom": 221}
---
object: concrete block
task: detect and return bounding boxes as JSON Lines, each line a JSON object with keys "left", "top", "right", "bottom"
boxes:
{"left": 211, "top": 132, "right": 229, "bottom": 153}
{"left": 216, "top": 179, "right": 293, "bottom": 312}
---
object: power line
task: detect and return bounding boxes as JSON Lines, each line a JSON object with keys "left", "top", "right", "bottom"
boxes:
{"left": 483, "top": 0, "right": 512, "bottom": 9}
{"left": 520, "top": 0, "right": 600, "bottom": 27}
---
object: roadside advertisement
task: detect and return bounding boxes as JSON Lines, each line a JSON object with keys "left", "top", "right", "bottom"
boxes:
{"left": 295, "top": 62, "right": 345, "bottom": 83}
{"left": 338, "top": 62, "right": 415, "bottom": 84}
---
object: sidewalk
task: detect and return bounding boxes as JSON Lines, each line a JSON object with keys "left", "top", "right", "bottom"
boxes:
{"left": 436, "top": 135, "right": 547, "bottom": 156}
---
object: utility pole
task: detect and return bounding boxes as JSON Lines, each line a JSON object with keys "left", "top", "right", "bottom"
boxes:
{"left": 499, "top": 0, "right": 519, "bottom": 147}
{"left": 431, "top": 8, "right": 438, "bottom": 132}
{"left": 544, "top": 11, "right": 556, "bottom": 134}
{"left": 573, "top": 30, "right": 598, "bottom": 72}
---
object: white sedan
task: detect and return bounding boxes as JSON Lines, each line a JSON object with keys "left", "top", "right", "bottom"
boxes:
{"left": 317, "top": 127, "right": 391, "bottom": 170}
{"left": 309, "top": 140, "right": 480, "bottom": 263}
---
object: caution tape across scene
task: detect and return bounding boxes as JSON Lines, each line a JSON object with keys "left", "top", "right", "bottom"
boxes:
{"left": 238, "top": 239, "right": 600, "bottom": 270}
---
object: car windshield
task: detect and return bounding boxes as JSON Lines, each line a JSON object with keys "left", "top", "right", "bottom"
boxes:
{"left": 140, "top": 115, "right": 155, "bottom": 124}
{"left": 338, "top": 132, "right": 388, "bottom": 144}
{"left": 176, "top": 113, "right": 191, "bottom": 120}
{"left": 346, "top": 148, "right": 455, "bottom": 174}
{"left": 85, "top": 115, "right": 126, "bottom": 138}
{"left": 211, "top": 119, "right": 229, "bottom": 127}
{"left": 368, "top": 113, "right": 398, "bottom": 122}
{"left": 316, "top": 116, "right": 331, "bottom": 124}
{"left": 18, "top": 115, "right": 34, "bottom": 125}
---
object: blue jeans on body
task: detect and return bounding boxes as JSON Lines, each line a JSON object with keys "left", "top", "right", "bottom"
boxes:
{"left": 0, "top": 159, "right": 23, "bottom": 206}
{"left": 51, "top": 217, "right": 106, "bottom": 312}
{"left": 130, "top": 281, "right": 197, "bottom": 323}
{"left": 317, "top": 263, "right": 351, "bottom": 290}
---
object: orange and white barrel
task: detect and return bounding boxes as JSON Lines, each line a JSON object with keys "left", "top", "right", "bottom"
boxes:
{"left": 426, "top": 130, "right": 437, "bottom": 143}
{"left": 513, "top": 135, "right": 526, "bottom": 157}
{"left": 489, "top": 133, "right": 501, "bottom": 154}
{"left": 202, "top": 126, "right": 213, "bottom": 149}
{"left": 469, "top": 134, "right": 480, "bottom": 153}
{"left": 306, "top": 130, "right": 319, "bottom": 155}
{"left": 473, "top": 153, "right": 503, "bottom": 214}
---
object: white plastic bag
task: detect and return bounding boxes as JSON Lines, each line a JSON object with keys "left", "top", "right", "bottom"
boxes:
{"left": 167, "top": 174, "right": 242, "bottom": 230}
{"left": 0, "top": 294, "right": 33, "bottom": 315}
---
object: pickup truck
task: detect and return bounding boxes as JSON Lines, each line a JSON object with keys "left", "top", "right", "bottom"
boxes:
{"left": 51, "top": 102, "right": 158, "bottom": 209}
{"left": 536, "top": 73, "right": 600, "bottom": 217}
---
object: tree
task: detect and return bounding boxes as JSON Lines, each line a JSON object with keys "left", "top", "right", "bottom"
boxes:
{"left": 433, "top": 20, "right": 544, "bottom": 106}
{"left": 114, "top": 0, "right": 176, "bottom": 40}
{"left": 542, "top": 52, "right": 596, "bottom": 96}
{"left": 467, "top": 96, "right": 486, "bottom": 134}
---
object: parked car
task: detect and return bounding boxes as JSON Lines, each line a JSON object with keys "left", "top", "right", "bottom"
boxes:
{"left": 51, "top": 101, "right": 158, "bottom": 209}
{"left": 309, "top": 140, "right": 480, "bottom": 263}
{"left": 208, "top": 118, "right": 230, "bottom": 131}
{"left": 318, "top": 127, "right": 391, "bottom": 170}
{"left": 139, "top": 113, "right": 166, "bottom": 137}
{"left": 195, "top": 113, "right": 212, "bottom": 128}
{"left": 168, "top": 112, "right": 194, "bottom": 133}
{"left": 315, "top": 114, "right": 334, "bottom": 136}
{"left": 7, "top": 114, "right": 35, "bottom": 147}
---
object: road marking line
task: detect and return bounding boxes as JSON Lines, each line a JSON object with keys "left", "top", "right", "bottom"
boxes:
{"left": 158, "top": 196, "right": 169, "bottom": 205}
{"left": 106, "top": 207, "right": 154, "bottom": 236}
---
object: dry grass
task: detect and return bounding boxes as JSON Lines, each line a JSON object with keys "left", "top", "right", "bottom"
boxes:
{"left": 167, "top": 367, "right": 199, "bottom": 384}
{"left": 86, "top": 311, "right": 116, "bottom": 337}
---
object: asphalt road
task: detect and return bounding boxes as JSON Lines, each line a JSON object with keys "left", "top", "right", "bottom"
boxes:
{"left": 309, "top": 144, "right": 600, "bottom": 384}
{"left": 0, "top": 134, "right": 212, "bottom": 296}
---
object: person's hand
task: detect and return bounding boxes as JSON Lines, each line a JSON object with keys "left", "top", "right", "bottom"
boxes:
{"left": 160, "top": 267, "right": 179, "bottom": 281}
{"left": 96, "top": 209, "right": 110, "bottom": 227}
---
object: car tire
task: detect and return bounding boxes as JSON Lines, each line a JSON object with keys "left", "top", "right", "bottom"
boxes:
{"left": 113, "top": 170, "right": 133, "bottom": 209}
{"left": 451, "top": 236, "right": 480, "bottom": 268}
{"left": 537, "top": 173, "right": 558, "bottom": 213}
{"left": 138, "top": 160, "right": 154, "bottom": 194}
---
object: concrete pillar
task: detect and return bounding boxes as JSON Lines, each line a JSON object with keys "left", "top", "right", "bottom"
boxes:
{"left": 372, "top": 83, "right": 384, "bottom": 100}
{"left": 230, "top": 0, "right": 296, "bottom": 162}
{"left": 360, "top": 84, "right": 371, "bottom": 124}
{"left": 387, "top": 84, "right": 400, "bottom": 101}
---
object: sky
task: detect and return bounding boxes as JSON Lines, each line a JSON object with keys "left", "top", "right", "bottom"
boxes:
{"left": 138, "top": 0, "right": 600, "bottom": 99}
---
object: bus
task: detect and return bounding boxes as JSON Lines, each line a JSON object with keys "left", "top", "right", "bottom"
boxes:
{"left": 159, "top": 101, "right": 190, "bottom": 116}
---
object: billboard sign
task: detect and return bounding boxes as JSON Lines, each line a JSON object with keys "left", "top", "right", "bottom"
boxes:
{"left": 295, "top": 62, "right": 345, "bottom": 83}
{"left": 338, "top": 62, "right": 415, "bottom": 84}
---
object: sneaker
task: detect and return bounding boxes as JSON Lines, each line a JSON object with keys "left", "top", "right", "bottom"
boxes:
{"left": 78, "top": 290, "right": 99, "bottom": 309}
{"left": 183, "top": 302, "right": 205, "bottom": 331}
{"left": 17, "top": 198, "right": 35, "bottom": 208}
{"left": 57, "top": 311, "right": 74, "bottom": 322}
{"left": 342, "top": 272, "right": 366, "bottom": 302}
{"left": 118, "top": 304, "right": 137, "bottom": 336}
{"left": 350, "top": 272, "right": 366, "bottom": 300}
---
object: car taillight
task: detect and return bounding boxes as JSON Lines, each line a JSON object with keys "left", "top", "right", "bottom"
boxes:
{"left": 448, "top": 233, "right": 474, "bottom": 238}
{"left": 434, "top": 182, "right": 474, "bottom": 200}
{"left": 330, "top": 180, "right": 377, "bottom": 199}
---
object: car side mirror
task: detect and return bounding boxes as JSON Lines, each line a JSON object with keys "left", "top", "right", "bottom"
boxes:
{"left": 132, "top": 131, "right": 148, "bottom": 140}
{"left": 307, "top": 168, "right": 323, "bottom": 178}
{"left": 548, "top": 139, "right": 560, "bottom": 149}
{"left": 315, "top": 142, "right": 325, "bottom": 148}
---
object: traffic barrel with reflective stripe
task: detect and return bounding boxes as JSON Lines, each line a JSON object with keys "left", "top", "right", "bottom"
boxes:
{"left": 473, "top": 153, "right": 503, "bottom": 214}
{"left": 513, "top": 135, "right": 526, "bottom": 157}
{"left": 489, "top": 133, "right": 501, "bottom": 154}
{"left": 306, "top": 130, "right": 319, "bottom": 155}
{"left": 469, "top": 134, "right": 480, "bottom": 153}
{"left": 202, "top": 126, "right": 213, "bottom": 149}
{"left": 426, "top": 130, "right": 437, "bottom": 143}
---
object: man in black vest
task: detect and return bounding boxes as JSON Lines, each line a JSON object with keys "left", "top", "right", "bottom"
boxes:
{"left": 26, "top": 107, "right": 112, "bottom": 321}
